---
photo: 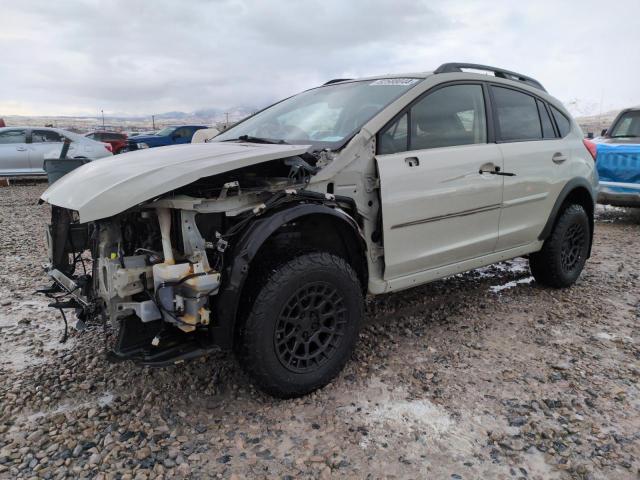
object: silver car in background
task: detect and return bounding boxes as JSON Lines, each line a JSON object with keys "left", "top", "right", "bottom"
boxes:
{"left": 0, "top": 127, "right": 113, "bottom": 176}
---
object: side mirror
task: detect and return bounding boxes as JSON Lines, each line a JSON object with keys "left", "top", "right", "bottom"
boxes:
{"left": 601, "top": 128, "right": 607, "bottom": 137}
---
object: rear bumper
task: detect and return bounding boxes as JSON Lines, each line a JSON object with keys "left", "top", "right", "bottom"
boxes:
{"left": 598, "top": 181, "right": 640, "bottom": 207}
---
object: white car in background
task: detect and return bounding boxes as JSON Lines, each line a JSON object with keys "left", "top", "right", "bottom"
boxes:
{"left": 0, "top": 127, "right": 113, "bottom": 176}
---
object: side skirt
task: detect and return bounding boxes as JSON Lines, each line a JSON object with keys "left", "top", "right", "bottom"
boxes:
{"left": 369, "top": 241, "right": 543, "bottom": 294}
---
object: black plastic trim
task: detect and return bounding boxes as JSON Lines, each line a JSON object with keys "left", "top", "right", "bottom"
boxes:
{"left": 212, "top": 203, "right": 365, "bottom": 350}
{"left": 323, "top": 78, "right": 352, "bottom": 85}
{"left": 434, "top": 63, "right": 546, "bottom": 92}
{"left": 538, "top": 178, "right": 596, "bottom": 247}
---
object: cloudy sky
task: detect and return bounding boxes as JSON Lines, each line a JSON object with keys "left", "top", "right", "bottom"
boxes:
{"left": 1, "top": 0, "right": 639, "bottom": 117}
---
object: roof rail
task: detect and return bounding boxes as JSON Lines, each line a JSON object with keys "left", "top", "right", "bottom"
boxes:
{"left": 323, "top": 78, "right": 352, "bottom": 85}
{"left": 434, "top": 63, "right": 546, "bottom": 92}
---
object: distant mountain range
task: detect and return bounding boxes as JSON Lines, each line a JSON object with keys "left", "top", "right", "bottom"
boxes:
{"left": 0, "top": 106, "right": 260, "bottom": 131}
{"left": 94, "top": 106, "right": 259, "bottom": 122}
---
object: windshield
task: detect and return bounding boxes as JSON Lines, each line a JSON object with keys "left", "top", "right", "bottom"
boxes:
{"left": 155, "top": 127, "right": 175, "bottom": 136}
{"left": 213, "top": 78, "right": 421, "bottom": 150}
{"left": 610, "top": 111, "right": 640, "bottom": 138}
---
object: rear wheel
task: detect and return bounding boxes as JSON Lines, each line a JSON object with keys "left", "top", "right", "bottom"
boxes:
{"left": 237, "top": 252, "right": 363, "bottom": 398}
{"left": 529, "top": 204, "right": 590, "bottom": 288}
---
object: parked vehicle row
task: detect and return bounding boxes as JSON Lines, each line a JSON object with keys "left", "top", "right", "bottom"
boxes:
{"left": 124, "top": 125, "right": 207, "bottom": 151}
{"left": 85, "top": 131, "right": 128, "bottom": 155}
{"left": 594, "top": 107, "right": 640, "bottom": 207}
{"left": 40, "top": 63, "right": 598, "bottom": 398}
{"left": 0, "top": 127, "right": 112, "bottom": 176}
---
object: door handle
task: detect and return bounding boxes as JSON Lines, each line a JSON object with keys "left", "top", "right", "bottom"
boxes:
{"left": 552, "top": 152, "right": 567, "bottom": 164}
{"left": 479, "top": 163, "right": 516, "bottom": 177}
{"left": 405, "top": 156, "right": 419, "bottom": 167}
{"left": 16, "top": 146, "right": 27, "bottom": 151}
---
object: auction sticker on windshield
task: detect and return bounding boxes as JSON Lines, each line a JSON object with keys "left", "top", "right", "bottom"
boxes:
{"left": 370, "top": 78, "right": 419, "bottom": 86}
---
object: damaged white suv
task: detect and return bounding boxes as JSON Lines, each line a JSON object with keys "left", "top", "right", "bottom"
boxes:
{"left": 40, "top": 63, "right": 598, "bottom": 397}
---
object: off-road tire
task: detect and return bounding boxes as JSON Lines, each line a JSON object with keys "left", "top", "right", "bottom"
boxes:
{"left": 529, "top": 204, "right": 590, "bottom": 288}
{"left": 237, "top": 252, "right": 363, "bottom": 398}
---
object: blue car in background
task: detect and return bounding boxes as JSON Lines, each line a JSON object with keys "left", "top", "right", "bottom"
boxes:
{"left": 595, "top": 108, "right": 640, "bottom": 207}
{"left": 125, "top": 125, "right": 208, "bottom": 151}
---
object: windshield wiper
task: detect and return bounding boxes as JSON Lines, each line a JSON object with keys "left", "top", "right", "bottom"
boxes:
{"left": 611, "top": 135, "right": 640, "bottom": 138}
{"left": 223, "top": 135, "right": 289, "bottom": 145}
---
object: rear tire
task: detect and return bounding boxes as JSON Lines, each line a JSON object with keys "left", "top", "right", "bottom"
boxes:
{"left": 237, "top": 252, "right": 363, "bottom": 398}
{"left": 529, "top": 204, "right": 590, "bottom": 288}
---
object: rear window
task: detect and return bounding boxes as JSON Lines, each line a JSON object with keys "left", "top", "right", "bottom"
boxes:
{"left": 491, "top": 86, "right": 541, "bottom": 141}
{"left": 550, "top": 106, "right": 571, "bottom": 137}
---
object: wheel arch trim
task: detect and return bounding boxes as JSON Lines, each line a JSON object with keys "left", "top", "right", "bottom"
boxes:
{"left": 211, "top": 203, "right": 366, "bottom": 349}
{"left": 538, "top": 177, "right": 596, "bottom": 251}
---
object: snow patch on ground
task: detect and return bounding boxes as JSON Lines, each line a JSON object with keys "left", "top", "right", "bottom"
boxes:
{"left": 22, "top": 391, "right": 115, "bottom": 423}
{"left": 490, "top": 276, "right": 534, "bottom": 293}
{"left": 369, "top": 397, "right": 453, "bottom": 434}
{"left": 0, "top": 295, "right": 74, "bottom": 372}
{"left": 473, "top": 257, "right": 530, "bottom": 278}
{"left": 338, "top": 377, "right": 453, "bottom": 438}
{"left": 595, "top": 331, "right": 616, "bottom": 341}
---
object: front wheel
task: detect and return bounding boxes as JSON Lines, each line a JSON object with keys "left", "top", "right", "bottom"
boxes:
{"left": 529, "top": 203, "right": 590, "bottom": 288}
{"left": 237, "top": 252, "right": 363, "bottom": 398}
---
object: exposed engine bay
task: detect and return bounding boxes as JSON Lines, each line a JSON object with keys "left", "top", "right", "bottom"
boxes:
{"left": 40, "top": 154, "right": 361, "bottom": 366}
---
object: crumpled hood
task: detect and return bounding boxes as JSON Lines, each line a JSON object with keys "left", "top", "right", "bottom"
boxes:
{"left": 41, "top": 142, "right": 310, "bottom": 222}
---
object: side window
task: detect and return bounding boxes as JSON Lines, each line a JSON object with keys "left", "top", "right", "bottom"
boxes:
{"left": 174, "top": 128, "right": 190, "bottom": 138}
{"left": 32, "top": 130, "right": 63, "bottom": 143}
{"left": 492, "top": 86, "right": 541, "bottom": 141}
{"left": 410, "top": 84, "right": 486, "bottom": 150}
{"left": 378, "top": 113, "right": 408, "bottom": 154}
{"left": 536, "top": 100, "right": 556, "bottom": 139}
{"left": 550, "top": 106, "right": 571, "bottom": 137}
{"left": 0, "top": 129, "right": 27, "bottom": 144}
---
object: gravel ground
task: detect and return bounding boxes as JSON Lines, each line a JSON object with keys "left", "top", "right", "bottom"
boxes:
{"left": 1, "top": 183, "right": 639, "bottom": 480}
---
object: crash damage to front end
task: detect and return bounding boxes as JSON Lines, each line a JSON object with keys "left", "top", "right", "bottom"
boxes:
{"left": 38, "top": 142, "right": 359, "bottom": 366}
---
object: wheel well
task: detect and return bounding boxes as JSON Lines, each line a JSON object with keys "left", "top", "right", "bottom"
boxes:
{"left": 562, "top": 186, "right": 594, "bottom": 231}
{"left": 229, "top": 212, "right": 367, "bottom": 350}
{"left": 251, "top": 213, "right": 368, "bottom": 290}
{"left": 554, "top": 186, "right": 595, "bottom": 256}
{"left": 562, "top": 187, "right": 594, "bottom": 220}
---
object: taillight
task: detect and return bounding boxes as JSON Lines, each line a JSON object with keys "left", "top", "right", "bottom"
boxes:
{"left": 103, "top": 143, "right": 113, "bottom": 153}
{"left": 583, "top": 139, "right": 597, "bottom": 161}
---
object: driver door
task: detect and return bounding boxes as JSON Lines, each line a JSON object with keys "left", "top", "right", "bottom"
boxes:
{"left": 375, "top": 83, "right": 504, "bottom": 280}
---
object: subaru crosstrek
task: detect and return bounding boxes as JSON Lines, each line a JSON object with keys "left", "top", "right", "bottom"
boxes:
{"left": 39, "top": 63, "right": 598, "bottom": 397}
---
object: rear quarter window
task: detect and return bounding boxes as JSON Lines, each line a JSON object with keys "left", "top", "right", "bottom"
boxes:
{"left": 550, "top": 106, "right": 571, "bottom": 137}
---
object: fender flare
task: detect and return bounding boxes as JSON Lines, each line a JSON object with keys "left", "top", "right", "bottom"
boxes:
{"left": 537, "top": 177, "right": 596, "bottom": 249}
{"left": 210, "top": 203, "right": 366, "bottom": 349}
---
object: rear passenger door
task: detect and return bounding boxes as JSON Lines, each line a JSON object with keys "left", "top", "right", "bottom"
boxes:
{"left": 376, "top": 83, "right": 504, "bottom": 279}
{"left": 490, "top": 85, "right": 567, "bottom": 250}
{"left": 29, "top": 129, "right": 65, "bottom": 173}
